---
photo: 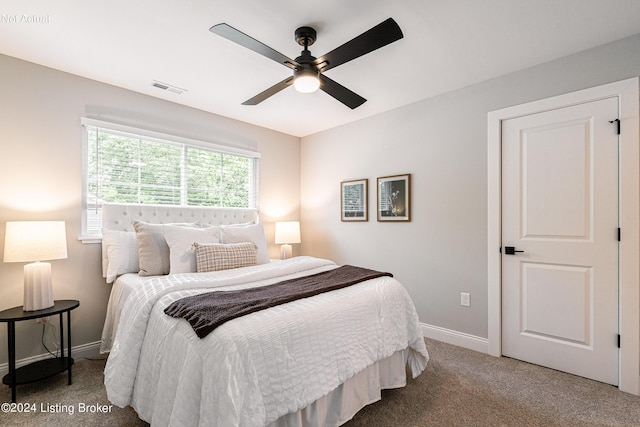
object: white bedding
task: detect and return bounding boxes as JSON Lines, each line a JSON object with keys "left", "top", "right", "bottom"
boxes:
{"left": 101, "top": 273, "right": 151, "bottom": 353}
{"left": 104, "top": 256, "right": 429, "bottom": 426}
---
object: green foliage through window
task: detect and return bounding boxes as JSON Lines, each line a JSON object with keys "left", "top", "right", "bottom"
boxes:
{"left": 83, "top": 124, "right": 258, "bottom": 235}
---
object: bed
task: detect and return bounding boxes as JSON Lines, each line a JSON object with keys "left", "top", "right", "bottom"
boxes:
{"left": 100, "top": 203, "right": 429, "bottom": 427}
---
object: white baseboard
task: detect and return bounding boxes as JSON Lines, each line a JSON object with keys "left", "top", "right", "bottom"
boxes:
{"left": 421, "top": 323, "right": 489, "bottom": 354}
{"left": 0, "top": 340, "right": 102, "bottom": 377}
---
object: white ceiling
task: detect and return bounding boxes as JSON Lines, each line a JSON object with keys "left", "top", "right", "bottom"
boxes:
{"left": 1, "top": 0, "right": 639, "bottom": 137}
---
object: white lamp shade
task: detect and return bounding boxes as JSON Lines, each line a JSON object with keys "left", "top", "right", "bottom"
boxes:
{"left": 4, "top": 221, "right": 68, "bottom": 263}
{"left": 275, "top": 221, "right": 301, "bottom": 244}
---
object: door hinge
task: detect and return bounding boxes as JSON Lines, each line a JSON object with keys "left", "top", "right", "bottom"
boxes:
{"left": 618, "top": 334, "right": 621, "bottom": 348}
{"left": 618, "top": 227, "right": 621, "bottom": 241}
{"left": 609, "top": 118, "right": 620, "bottom": 135}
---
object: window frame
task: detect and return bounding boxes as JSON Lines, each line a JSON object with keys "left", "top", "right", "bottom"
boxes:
{"left": 79, "top": 118, "right": 260, "bottom": 243}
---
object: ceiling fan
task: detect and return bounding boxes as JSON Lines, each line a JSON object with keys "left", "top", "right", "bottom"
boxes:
{"left": 209, "top": 18, "right": 403, "bottom": 109}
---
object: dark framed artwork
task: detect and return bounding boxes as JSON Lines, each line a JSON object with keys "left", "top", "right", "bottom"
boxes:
{"left": 377, "top": 174, "right": 410, "bottom": 221}
{"left": 341, "top": 179, "right": 368, "bottom": 221}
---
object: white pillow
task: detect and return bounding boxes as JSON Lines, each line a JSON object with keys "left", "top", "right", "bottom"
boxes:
{"left": 102, "top": 230, "right": 139, "bottom": 283}
{"left": 133, "top": 221, "right": 198, "bottom": 276}
{"left": 163, "top": 225, "right": 221, "bottom": 273}
{"left": 220, "top": 222, "right": 269, "bottom": 264}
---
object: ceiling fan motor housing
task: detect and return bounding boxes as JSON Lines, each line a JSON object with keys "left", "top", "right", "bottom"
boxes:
{"left": 293, "top": 64, "right": 319, "bottom": 80}
{"left": 294, "top": 43, "right": 318, "bottom": 76}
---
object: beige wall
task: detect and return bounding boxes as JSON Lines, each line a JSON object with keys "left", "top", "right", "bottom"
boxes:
{"left": 300, "top": 33, "right": 640, "bottom": 339}
{"left": 2, "top": 32, "right": 639, "bottom": 365}
{"left": 0, "top": 54, "right": 300, "bottom": 364}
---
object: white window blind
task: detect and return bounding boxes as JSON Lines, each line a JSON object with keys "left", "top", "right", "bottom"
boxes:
{"left": 81, "top": 119, "right": 259, "bottom": 238}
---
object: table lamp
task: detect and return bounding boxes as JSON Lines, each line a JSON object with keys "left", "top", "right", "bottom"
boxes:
{"left": 3, "top": 221, "right": 68, "bottom": 311}
{"left": 275, "top": 221, "right": 301, "bottom": 260}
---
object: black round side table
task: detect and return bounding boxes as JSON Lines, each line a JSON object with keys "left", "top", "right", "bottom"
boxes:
{"left": 0, "top": 299, "right": 79, "bottom": 402}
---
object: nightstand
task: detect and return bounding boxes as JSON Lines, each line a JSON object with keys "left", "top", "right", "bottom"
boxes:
{"left": 0, "top": 299, "right": 79, "bottom": 402}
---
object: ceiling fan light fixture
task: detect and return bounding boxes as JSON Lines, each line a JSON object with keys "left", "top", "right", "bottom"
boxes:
{"left": 293, "top": 68, "right": 320, "bottom": 93}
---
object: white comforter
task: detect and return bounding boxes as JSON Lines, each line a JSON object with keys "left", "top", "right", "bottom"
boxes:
{"left": 104, "top": 256, "right": 429, "bottom": 426}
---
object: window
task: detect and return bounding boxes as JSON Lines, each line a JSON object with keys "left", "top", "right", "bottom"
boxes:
{"left": 81, "top": 118, "right": 259, "bottom": 239}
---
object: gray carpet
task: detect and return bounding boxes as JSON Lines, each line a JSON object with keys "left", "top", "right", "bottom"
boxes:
{"left": 2, "top": 339, "right": 639, "bottom": 426}
{"left": 0, "top": 354, "right": 146, "bottom": 427}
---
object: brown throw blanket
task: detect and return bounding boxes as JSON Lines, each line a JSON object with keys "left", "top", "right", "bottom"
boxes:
{"left": 164, "top": 265, "right": 392, "bottom": 338}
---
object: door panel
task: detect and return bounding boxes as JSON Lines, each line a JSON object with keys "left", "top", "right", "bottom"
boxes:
{"left": 521, "top": 262, "right": 591, "bottom": 346}
{"left": 521, "top": 118, "right": 591, "bottom": 239}
{"left": 501, "top": 96, "right": 619, "bottom": 385}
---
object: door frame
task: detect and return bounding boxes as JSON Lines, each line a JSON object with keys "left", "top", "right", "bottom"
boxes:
{"left": 487, "top": 77, "right": 639, "bottom": 395}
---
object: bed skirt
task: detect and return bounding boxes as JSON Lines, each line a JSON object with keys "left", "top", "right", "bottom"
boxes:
{"left": 270, "top": 348, "right": 409, "bottom": 427}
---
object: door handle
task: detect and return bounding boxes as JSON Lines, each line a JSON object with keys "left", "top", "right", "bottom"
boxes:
{"left": 504, "top": 246, "right": 524, "bottom": 255}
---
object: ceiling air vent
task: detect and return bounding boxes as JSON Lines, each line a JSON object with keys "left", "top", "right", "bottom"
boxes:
{"left": 152, "top": 80, "right": 187, "bottom": 95}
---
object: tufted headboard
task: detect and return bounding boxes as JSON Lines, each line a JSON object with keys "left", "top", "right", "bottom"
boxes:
{"left": 101, "top": 203, "right": 260, "bottom": 280}
{"left": 102, "top": 203, "right": 259, "bottom": 231}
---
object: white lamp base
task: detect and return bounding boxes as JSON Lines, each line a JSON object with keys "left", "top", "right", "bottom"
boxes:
{"left": 280, "top": 244, "right": 292, "bottom": 260}
{"left": 23, "top": 262, "right": 54, "bottom": 311}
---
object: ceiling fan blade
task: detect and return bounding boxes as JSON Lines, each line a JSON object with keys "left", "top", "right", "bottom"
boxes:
{"left": 210, "top": 23, "right": 299, "bottom": 70}
{"left": 319, "top": 74, "right": 366, "bottom": 109}
{"left": 242, "top": 76, "right": 294, "bottom": 105}
{"left": 313, "top": 18, "right": 403, "bottom": 72}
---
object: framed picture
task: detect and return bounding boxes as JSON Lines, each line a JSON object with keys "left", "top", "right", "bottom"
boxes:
{"left": 341, "top": 179, "right": 368, "bottom": 221}
{"left": 377, "top": 174, "right": 410, "bottom": 221}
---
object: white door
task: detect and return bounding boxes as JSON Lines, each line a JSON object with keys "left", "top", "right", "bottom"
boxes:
{"left": 501, "top": 96, "right": 619, "bottom": 385}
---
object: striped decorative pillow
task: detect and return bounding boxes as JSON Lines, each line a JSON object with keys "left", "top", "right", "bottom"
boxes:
{"left": 193, "top": 242, "right": 258, "bottom": 272}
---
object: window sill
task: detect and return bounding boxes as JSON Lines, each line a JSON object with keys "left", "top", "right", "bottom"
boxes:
{"left": 78, "top": 234, "right": 101, "bottom": 244}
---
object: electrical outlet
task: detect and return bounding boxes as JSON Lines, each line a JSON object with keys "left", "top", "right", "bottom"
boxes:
{"left": 461, "top": 292, "right": 470, "bottom": 307}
